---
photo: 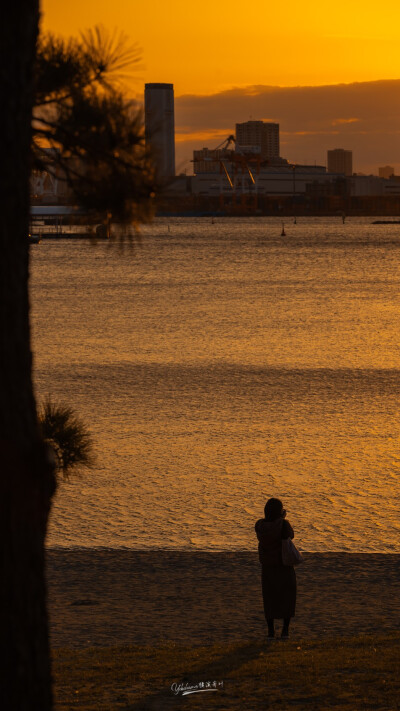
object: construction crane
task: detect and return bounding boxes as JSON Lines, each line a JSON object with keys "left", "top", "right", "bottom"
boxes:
{"left": 213, "top": 135, "right": 236, "bottom": 151}
{"left": 232, "top": 141, "right": 257, "bottom": 186}
{"left": 214, "top": 135, "right": 257, "bottom": 189}
{"left": 191, "top": 135, "right": 260, "bottom": 212}
{"left": 213, "top": 135, "right": 259, "bottom": 210}
{"left": 212, "top": 135, "right": 235, "bottom": 189}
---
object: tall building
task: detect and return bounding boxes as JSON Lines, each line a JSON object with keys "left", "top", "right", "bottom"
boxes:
{"left": 144, "top": 83, "right": 175, "bottom": 180}
{"left": 327, "top": 149, "right": 353, "bottom": 176}
{"left": 235, "top": 121, "right": 280, "bottom": 161}
{"left": 379, "top": 165, "right": 394, "bottom": 179}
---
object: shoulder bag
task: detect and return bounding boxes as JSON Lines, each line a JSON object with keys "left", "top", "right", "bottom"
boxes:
{"left": 281, "top": 520, "right": 303, "bottom": 566}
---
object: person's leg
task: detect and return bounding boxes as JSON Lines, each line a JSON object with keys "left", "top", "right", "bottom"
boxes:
{"left": 262, "top": 566, "right": 275, "bottom": 637}
{"left": 281, "top": 617, "right": 290, "bottom": 638}
{"left": 267, "top": 618, "right": 275, "bottom": 638}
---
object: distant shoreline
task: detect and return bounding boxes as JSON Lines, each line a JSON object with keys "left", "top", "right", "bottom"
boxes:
{"left": 45, "top": 545, "right": 400, "bottom": 553}
{"left": 155, "top": 211, "right": 400, "bottom": 218}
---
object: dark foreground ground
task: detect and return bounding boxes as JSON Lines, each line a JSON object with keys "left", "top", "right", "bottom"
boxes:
{"left": 52, "top": 633, "right": 400, "bottom": 710}
{"left": 46, "top": 550, "right": 400, "bottom": 647}
{"left": 47, "top": 551, "right": 400, "bottom": 710}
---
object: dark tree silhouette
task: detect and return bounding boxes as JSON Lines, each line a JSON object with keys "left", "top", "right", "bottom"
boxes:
{"left": 33, "top": 25, "right": 155, "bottom": 224}
{"left": 0, "top": 7, "right": 153, "bottom": 708}
{"left": 0, "top": 3, "right": 55, "bottom": 707}
{"left": 39, "top": 398, "right": 95, "bottom": 479}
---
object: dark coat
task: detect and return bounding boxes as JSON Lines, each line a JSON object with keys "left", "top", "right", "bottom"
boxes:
{"left": 255, "top": 516, "right": 296, "bottom": 619}
{"left": 255, "top": 517, "right": 294, "bottom": 566}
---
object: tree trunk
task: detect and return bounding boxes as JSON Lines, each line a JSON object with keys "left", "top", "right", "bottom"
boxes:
{"left": 0, "top": 1, "right": 57, "bottom": 708}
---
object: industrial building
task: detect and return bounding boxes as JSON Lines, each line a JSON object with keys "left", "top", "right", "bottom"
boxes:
{"left": 144, "top": 83, "right": 175, "bottom": 180}
{"left": 327, "top": 149, "right": 353, "bottom": 176}
{"left": 192, "top": 164, "right": 340, "bottom": 197}
{"left": 192, "top": 135, "right": 334, "bottom": 201}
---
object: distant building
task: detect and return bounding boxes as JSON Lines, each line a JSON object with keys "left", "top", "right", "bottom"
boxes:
{"left": 379, "top": 165, "right": 394, "bottom": 179}
{"left": 349, "top": 175, "right": 400, "bottom": 196}
{"left": 327, "top": 149, "right": 353, "bottom": 176}
{"left": 192, "top": 147, "right": 234, "bottom": 174}
{"left": 144, "top": 83, "right": 175, "bottom": 180}
{"left": 191, "top": 164, "right": 339, "bottom": 196}
{"left": 30, "top": 148, "right": 75, "bottom": 203}
{"left": 235, "top": 121, "right": 280, "bottom": 161}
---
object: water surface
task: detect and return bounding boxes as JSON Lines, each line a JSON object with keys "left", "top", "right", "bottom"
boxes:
{"left": 31, "top": 217, "right": 400, "bottom": 551}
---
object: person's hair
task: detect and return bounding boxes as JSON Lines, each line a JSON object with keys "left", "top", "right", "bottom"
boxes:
{"left": 264, "top": 498, "right": 283, "bottom": 522}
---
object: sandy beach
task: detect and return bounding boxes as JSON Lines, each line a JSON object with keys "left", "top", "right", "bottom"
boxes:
{"left": 46, "top": 550, "right": 400, "bottom": 648}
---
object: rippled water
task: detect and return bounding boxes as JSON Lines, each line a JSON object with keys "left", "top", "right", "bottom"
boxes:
{"left": 30, "top": 217, "right": 400, "bottom": 552}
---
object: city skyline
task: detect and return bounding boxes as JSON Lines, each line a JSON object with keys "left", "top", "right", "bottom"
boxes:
{"left": 174, "top": 80, "right": 400, "bottom": 175}
{"left": 41, "top": 1, "right": 400, "bottom": 175}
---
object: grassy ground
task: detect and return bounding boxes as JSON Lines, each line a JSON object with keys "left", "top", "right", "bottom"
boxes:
{"left": 52, "top": 633, "right": 400, "bottom": 710}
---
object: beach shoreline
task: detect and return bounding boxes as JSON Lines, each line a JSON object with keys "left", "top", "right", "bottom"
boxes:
{"left": 46, "top": 549, "right": 400, "bottom": 649}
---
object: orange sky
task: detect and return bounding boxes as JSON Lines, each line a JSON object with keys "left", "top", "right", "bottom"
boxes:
{"left": 41, "top": 0, "right": 400, "bottom": 96}
{"left": 41, "top": 1, "right": 400, "bottom": 172}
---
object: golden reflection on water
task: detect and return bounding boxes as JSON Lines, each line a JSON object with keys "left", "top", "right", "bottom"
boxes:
{"left": 30, "top": 218, "right": 400, "bottom": 551}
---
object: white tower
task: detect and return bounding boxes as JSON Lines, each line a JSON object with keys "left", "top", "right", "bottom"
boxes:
{"left": 145, "top": 83, "right": 175, "bottom": 180}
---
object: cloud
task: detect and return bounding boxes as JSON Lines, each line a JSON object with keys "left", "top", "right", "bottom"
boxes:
{"left": 331, "top": 118, "right": 360, "bottom": 126}
{"left": 174, "top": 80, "right": 400, "bottom": 173}
{"left": 174, "top": 128, "right": 231, "bottom": 142}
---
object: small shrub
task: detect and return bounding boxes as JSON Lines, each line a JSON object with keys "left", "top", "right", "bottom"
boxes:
{"left": 39, "top": 397, "right": 95, "bottom": 478}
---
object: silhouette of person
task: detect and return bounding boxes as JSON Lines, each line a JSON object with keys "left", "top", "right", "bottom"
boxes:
{"left": 255, "top": 498, "right": 296, "bottom": 639}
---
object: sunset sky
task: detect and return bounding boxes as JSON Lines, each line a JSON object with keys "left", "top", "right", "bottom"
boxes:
{"left": 41, "top": 0, "right": 400, "bottom": 173}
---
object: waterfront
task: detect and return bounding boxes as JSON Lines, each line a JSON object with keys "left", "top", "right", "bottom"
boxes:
{"left": 30, "top": 217, "right": 400, "bottom": 552}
